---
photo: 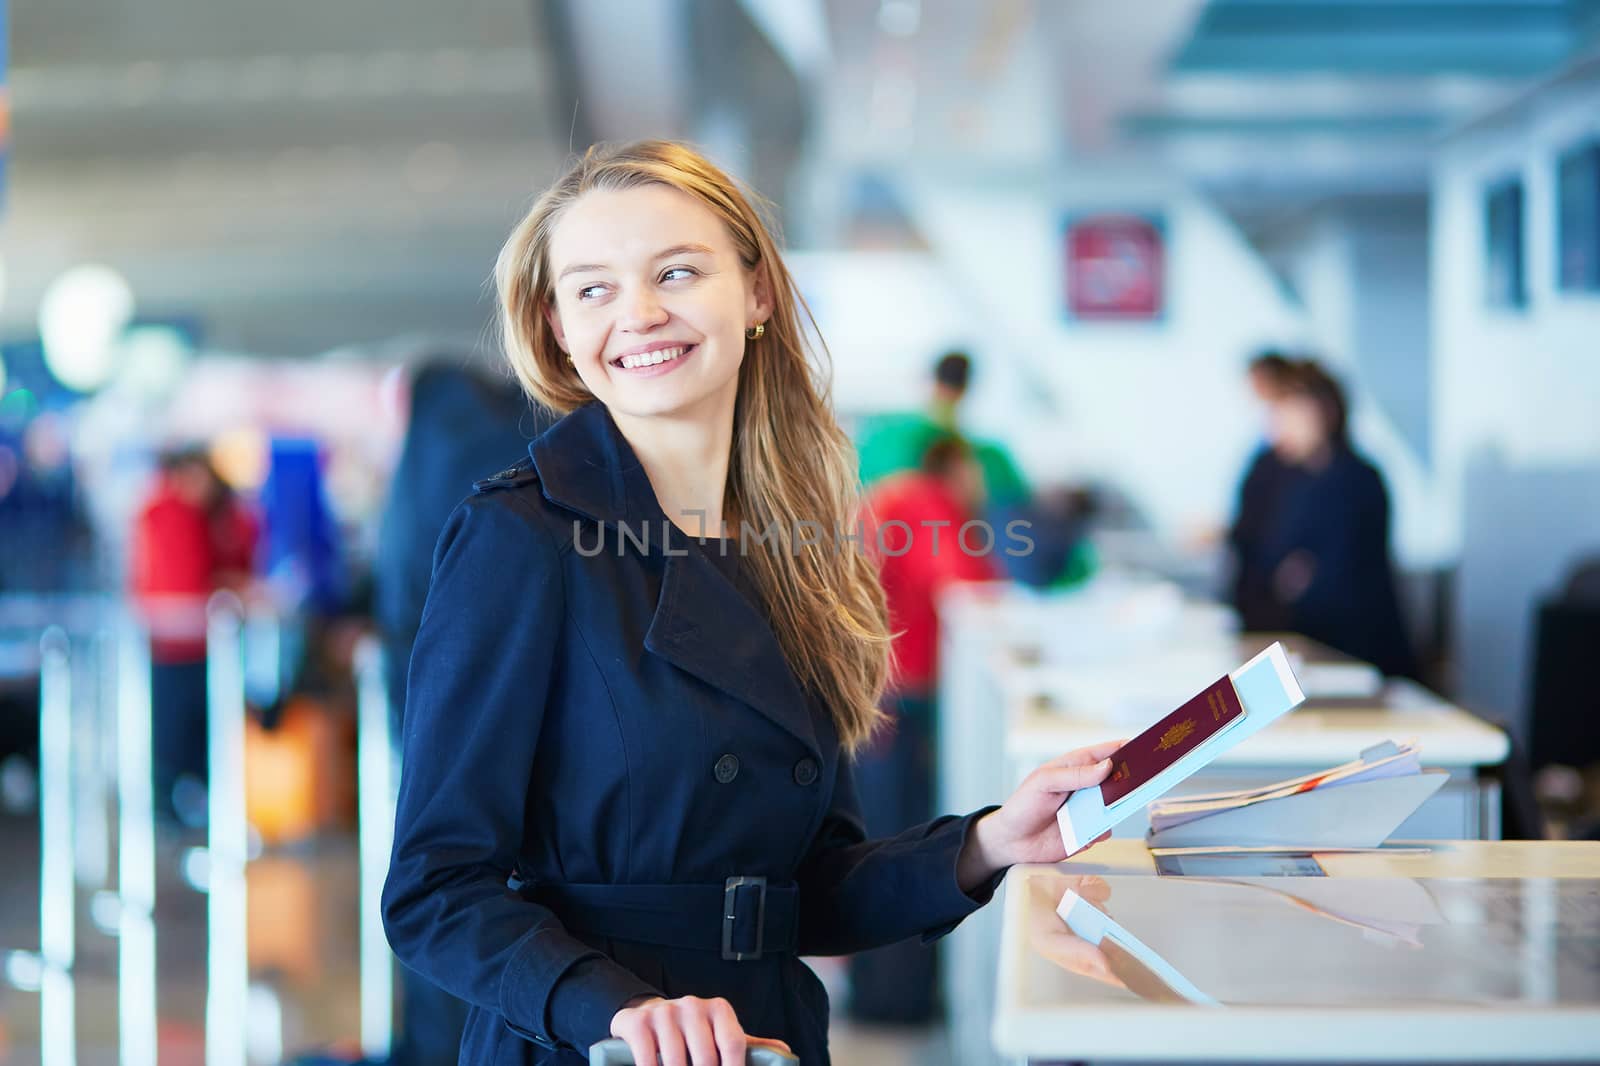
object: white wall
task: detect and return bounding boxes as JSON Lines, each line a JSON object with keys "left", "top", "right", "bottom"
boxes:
{"left": 1431, "top": 71, "right": 1600, "bottom": 730}
{"left": 1257, "top": 199, "right": 1449, "bottom": 567}
{"left": 1433, "top": 81, "right": 1600, "bottom": 512}
{"left": 891, "top": 167, "right": 1308, "bottom": 539}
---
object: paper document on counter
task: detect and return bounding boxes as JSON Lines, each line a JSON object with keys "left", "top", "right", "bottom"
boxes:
{"left": 1149, "top": 739, "right": 1421, "bottom": 832}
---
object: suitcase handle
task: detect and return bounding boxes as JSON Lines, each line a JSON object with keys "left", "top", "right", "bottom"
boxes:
{"left": 588, "top": 1038, "right": 798, "bottom": 1065}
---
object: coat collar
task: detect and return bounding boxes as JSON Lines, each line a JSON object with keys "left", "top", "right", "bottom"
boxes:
{"left": 529, "top": 402, "right": 820, "bottom": 756}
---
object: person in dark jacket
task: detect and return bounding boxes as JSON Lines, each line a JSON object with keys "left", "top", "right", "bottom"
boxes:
{"left": 1227, "top": 350, "right": 1301, "bottom": 631}
{"left": 375, "top": 359, "right": 552, "bottom": 737}
{"left": 381, "top": 140, "right": 1119, "bottom": 1066}
{"left": 1260, "top": 362, "right": 1418, "bottom": 679}
{"left": 373, "top": 359, "right": 552, "bottom": 1066}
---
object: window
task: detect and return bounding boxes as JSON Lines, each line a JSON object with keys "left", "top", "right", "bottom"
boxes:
{"left": 1556, "top": 140, "right": 1600, "bottom": 293}
{"left": 1485, "top": 178, "right": 1527, "bottom": 309}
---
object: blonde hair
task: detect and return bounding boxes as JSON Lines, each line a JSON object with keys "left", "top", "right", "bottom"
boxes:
{"left": 494, "top": 140, "right": 889, "bottom": 754}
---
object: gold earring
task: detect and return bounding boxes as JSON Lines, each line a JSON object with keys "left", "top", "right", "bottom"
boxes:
{"left": 745, "top": 323, "right": 765, "bottom": 341}
{"left": 567, "top": 355, "right": 575, "bottom": 364}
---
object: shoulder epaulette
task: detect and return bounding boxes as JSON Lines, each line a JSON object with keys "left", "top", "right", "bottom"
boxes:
{"left": 472, "top": 458, "right": 539, "bottom": 495}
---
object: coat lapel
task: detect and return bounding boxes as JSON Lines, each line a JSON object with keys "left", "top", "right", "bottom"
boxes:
{"left": 531, "top": 403, "right": 821, "bottom": 757}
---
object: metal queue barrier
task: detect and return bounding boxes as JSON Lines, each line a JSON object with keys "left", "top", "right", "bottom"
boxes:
{"left": 9, "top": 596, "right": 159, "bottom": 1066}
{"left": 355, "top": 635, "right": 397, "bottom": 1062}
{"left": 116, "top": 610, "right": 158, "bottom": 1066}
{"left": 8, "top": 592, "right": 404, "bottom": 1063}
{"left": 38, "top": 627, "right": 77, "bottom": 1066}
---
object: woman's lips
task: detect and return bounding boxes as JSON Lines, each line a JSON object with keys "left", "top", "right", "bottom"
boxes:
{"left": 609, "top": 343, "right": 697, "bottom": 378}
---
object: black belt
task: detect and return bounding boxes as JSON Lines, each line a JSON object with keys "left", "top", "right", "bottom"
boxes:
{"left": 527, "top": 877, "right": 798, "bottom": 962}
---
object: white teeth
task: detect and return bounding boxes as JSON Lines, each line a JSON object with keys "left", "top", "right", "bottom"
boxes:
{"left": 619, "top": 345, "right": 687, "bottom": 369}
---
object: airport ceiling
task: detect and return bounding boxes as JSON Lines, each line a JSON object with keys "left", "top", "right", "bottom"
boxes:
{"left": 6, "top": 0, "right": 1599, "bottom": 354}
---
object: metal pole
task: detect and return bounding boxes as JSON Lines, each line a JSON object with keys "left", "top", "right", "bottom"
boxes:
{"left": 39, "top": 626, "right": 76, "bottom": 1066}
{"left": 205, "top": 592, "right": 248, "bottom": 1066}
{"left": 118, "top": 614, "right": 158, "bottom": 1066}
{"left": 355, "top": 636, "right": 397, "bottom": 1059}
{"left": 75, "top": 628, "right": 112, "bottom": 891}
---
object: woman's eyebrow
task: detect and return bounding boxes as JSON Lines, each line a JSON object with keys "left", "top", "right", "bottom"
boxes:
{"left": 556, "top": 243, "right": 716, "bottom": 282}
{"left": 654, "top": 243, "right": 716, "bottom": 260}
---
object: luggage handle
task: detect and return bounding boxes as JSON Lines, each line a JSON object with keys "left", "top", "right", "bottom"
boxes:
{"left": 588, "top": 1038, "right": 798, "bottom": 1065}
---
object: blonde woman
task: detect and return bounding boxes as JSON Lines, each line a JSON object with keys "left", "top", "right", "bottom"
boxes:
{"left": 382, "top": 140, "right": 1119, "bottom": 1066}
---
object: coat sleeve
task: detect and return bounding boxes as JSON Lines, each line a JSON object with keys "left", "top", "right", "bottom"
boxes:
{"left": 381, "top": 494, "right": 658, "bottom": 1053}
{"left": 794, "top": 753, "right": 1004, "bottom": 955}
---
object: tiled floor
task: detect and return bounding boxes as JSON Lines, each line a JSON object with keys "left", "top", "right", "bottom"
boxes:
{"left": 0, "top": 814, "right": 947, "bottom": 1065}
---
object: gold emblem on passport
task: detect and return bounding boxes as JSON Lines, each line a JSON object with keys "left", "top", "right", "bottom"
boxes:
{"left": 1156, "top": 718, "right": 1196, "bottom": 751}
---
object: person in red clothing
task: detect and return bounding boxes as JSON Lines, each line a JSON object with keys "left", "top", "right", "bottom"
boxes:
{"left": 868, "top": 436, "right": 1000, "bottom": 695}
{"left": 849, "top": 435, "right": 1002, "bottom": 1023}
{"left": 129, "top": 446, "right": 259, "bottom": 825}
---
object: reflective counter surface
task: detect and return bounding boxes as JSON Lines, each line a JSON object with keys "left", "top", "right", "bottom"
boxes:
{"left": 995, "top": 845, "right": 1600, "bottom": 1062}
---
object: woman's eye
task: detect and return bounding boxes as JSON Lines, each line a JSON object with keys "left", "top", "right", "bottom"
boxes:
{"left": 661, "top": 266, "right": 697, "bottom": 283}
{"left": 576, "top": 284, "right": 606, "bottom": 301}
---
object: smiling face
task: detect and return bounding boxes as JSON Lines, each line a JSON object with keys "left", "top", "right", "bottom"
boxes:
{"left": 543, "top": 183, "right": 771, "bottom": 426}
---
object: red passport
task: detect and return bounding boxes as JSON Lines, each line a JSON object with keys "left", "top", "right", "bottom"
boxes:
{"left": 1099, "top": 676, "right": 1246, "bottom": 806}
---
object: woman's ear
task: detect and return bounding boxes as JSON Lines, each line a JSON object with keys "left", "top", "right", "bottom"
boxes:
{"left": 747, "top": 262, "right": 775, "bottom": 327}
{"left": 543, "top": 299, "right": 569, "bottom": 353}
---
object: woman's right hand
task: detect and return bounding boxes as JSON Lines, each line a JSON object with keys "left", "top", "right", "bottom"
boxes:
{"left": 609, "top": 995, "right": 793, "bottom": 1066}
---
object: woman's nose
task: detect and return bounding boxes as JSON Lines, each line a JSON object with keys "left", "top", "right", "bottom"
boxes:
{"left": 618, "top": 286, "right": 669, "bottom": 332}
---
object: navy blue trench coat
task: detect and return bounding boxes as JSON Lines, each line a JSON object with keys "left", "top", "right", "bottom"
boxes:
{"left": 382, "top": 400, "right": 1003, "bottom": 1064}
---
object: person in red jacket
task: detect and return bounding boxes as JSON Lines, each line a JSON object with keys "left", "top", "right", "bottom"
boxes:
{"left": 129, "top": 446, "right": 258, "bottom": 825}
{"left": 850, "top": 435, "right": 1002, "bottom": 1023}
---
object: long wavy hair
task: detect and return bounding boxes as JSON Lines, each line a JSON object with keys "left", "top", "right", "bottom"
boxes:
{"left": 494, "top": 140, "right": 889, "bottom": 754}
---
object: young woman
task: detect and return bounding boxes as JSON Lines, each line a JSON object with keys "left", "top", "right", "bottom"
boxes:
{"left": 1262, "top": 362, "right": 1418, "bottom": 679}
{"left": 382, "top": 140, "right": 1119, "bottom": 1066}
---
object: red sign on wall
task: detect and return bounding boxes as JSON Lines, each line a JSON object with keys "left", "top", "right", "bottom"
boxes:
{"left": 1064, "top": 213, "right": 1165, "bottom": 321}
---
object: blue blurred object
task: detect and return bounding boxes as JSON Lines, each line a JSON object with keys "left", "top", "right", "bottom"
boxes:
{"left": 259, "top": 437, "right": 345, "bottom": 615}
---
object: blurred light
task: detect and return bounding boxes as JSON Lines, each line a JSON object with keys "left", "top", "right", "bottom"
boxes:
{"left": 23, "top": 413, "right": 72, "bottom": 475}
{"left": 181, "top": 846, "right": 211, "bottom": 893}
{"left": 878, "top": 0, "right": 921, "bottom": 36}
{"left": 0, "top": 349, "right": 7, "bottom": 395}
{"left": 4, "top": 949, "right": 43, "bottom": 991}
{"left": 89, "top": 890, "right": 123, "bottom": 935}
{"left": 0, "top": 253, "right": 8, "bottom": 315}
{"left": 0, "top": 388, "right": 38, "bottom": 426}
{"left": 211, "top": 427, "right": 271, "bottom": 492}
{"left": 116, "top": 325, "right": 191, "bottom": 400}
{"left": 39, "top": 265, "right": 135, "bottom": 393}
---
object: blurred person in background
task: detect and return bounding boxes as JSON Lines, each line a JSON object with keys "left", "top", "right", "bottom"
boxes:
{"left": 851, "top": 434, "right": 1001, "bottom": 1024}
{"left": 1260, "top": 362, "right": 1417, "bottom": 679}
{"left": 373, "top": 358, "right": 550, "bottom": 1066}
{"left": 1226, "top": 351, "right": 1302, "bottom": 630}
{"left": 0, "top": 417, "right": 96, "bottom": 594}
{"left": 856, "top": 350, "right": 1029, "bottom": 510}
{"left": 999, "top": 484, "right": 1099, "bottom": 590}
{"left": 857, "top": 350, "right": 1095, "bottom": 589}
{"left": 129, "top": 446, "right": 259, "bottom": 825}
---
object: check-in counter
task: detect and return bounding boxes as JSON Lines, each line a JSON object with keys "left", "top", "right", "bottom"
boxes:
{"left": 935, "top": 579, "right": 1513, "bottom": 1066}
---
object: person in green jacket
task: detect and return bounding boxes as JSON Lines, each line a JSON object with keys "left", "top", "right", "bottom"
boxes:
{"left": 856, "top": 351, "right": 1027, "bottom": 506}
{"left": 855, "top": 351, "right": 1093, "bottom": 589}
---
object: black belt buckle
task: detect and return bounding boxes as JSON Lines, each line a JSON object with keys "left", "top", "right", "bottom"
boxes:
{"left": 722, "top": 875, "right": 767, "bottom": 961}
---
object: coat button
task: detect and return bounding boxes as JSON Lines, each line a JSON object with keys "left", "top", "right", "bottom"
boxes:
{"left": 713, "top": 754, "right": 741, "bottom": 784}
{"left": 793, "top": 757, "right": 819, "bottom": 786}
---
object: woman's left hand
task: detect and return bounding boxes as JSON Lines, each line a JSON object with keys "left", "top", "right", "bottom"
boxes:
{"left": 957, "top": 738, "right": 1126, "bottom": 894}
